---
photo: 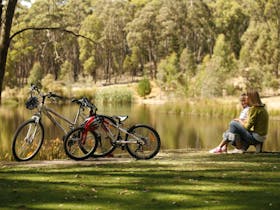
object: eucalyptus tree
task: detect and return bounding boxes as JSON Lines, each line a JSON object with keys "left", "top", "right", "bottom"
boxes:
{"left": 240, "top": 0, "right": 280, "bottom": 89}
{"left": 5, "top": 2, "right": 33, "bottom": 88}
{"left": 211, "top": 0, "right": 249, "bottom": 58}
{"left": 79, "top": 0, "right": 133, "bottom": 83}
{"left": 194, "top": 34, "right": 236, "bottom": 97}
{"left": 0, "top": 0, "right": 18, "bottom": 103}
{"left": 59, "top": 0, "right": 93, "bottom": 80}
{"left": 148, "top": 0, "right": 215, "bottom": 69}
{"left": 185, "top": 0, "right": 216, "bottom": 62}
{"left": 156, "top": 0, "right": 188, "bottom": 55}
{"left": 79, "top": 13, "right": 102, "bottom": 83}
{"left": 126, "top": 0, "right": 162, "bottom": 79}
{"left": 8, "top": 0, "right": 92, "bottom": 85}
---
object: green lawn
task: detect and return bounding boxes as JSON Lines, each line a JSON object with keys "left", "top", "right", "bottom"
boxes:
{"left": 0, "top": 150, "right": 280, "bottom": 210}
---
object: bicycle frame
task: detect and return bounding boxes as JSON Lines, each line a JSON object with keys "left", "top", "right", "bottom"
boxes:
{"left": 86, "top": 115, "right": 145, "bottom": 145}
{"left": 34, "top": 103, "right": 86, "bottom": 135}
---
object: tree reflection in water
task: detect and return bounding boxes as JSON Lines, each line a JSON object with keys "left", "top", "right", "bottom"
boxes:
{"left": 1, "top": 103, "right": 280, "bottom": 161}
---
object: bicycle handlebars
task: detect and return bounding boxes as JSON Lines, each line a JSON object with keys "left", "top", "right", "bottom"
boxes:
{"left": 71, "top": 97, "right": 97, "bottom": 113}
{"left": 29, "top": 84, "right": 97, "bottom": 113}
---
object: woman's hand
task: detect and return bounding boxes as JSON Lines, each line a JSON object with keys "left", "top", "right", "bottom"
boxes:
{"left": 234, "top": 118, "right": 245, "bottom": 126}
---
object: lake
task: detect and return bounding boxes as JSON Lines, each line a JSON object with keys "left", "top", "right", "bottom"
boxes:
{"left": 1, "top": 102, "right": 280, "bottom": 161}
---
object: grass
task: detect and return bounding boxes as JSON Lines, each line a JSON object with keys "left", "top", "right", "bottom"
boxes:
{"left": 95, "top": 86, "right": 133, "bottom": 105}
{"left": 1, "top": 150, "right": 280, "bottom": 210}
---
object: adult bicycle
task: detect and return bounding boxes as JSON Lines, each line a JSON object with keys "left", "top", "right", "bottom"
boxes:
{"left": 64, "top": 102, "right": 161, "bottom": 160}
{"left": 12, "top": 85, "right": 98, "bottom": 161}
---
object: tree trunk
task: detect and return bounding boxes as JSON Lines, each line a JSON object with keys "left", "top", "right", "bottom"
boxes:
{"left": 0, "top": 0, "right": 18, "bottom": 104}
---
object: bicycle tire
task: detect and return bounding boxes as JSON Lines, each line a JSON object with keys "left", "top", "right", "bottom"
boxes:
{"left": 92, "top": 115, "right": 118, "bottom": 158}
{"left": 125, "top": 124, "right": 161, "bottom": 160}
{"left": 64, "top": 127, "right": 98, "bottom": 160}
{"left": 12, "top": 119, "right": 44, "bottom": 161}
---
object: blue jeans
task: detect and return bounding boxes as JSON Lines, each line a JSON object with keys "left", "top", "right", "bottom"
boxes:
{"left": 228, "top": 120, "right": 259, "bottom": 150}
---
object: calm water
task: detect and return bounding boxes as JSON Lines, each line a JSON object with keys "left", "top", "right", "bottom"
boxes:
{"left": 1, "top": 103, "right": 280, "bottom": 161}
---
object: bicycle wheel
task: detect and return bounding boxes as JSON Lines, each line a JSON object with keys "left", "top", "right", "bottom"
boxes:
{"left": 64, "top": 127, "right": 98, "bottom": 160}
{"left": 12, "top": 119, "right": 44, "bottom": 161}
{"left": 92, "top": 115, "right": 118, "bottom": 158}
{"left": 125, "top": 124, "right": 161, "bottom": 160}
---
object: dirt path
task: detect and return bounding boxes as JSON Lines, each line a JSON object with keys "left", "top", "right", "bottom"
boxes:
{"left": 0, "top": 157, "right": 136, "bottom": 168}
{"left": 0, "top": 150, "right": 193, "bottom": 168}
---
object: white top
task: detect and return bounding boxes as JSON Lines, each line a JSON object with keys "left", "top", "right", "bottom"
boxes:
{"left": 239, "top": 106, "right": 250, "bottom": 121}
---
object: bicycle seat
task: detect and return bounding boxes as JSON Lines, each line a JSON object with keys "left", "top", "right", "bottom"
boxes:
{"left": 114, "top": 116, "right": 128, "bottom": 122}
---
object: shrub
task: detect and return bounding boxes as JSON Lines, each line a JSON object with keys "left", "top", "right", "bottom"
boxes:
{"left": 41, "top": 74, "right": 64, "bottom": 95}
{"left": 95, "top": 87, "right": 132, "bottom": 104}
{"left": 28, "top": 62, "right": 43, "bottom": 86}
{"left": 137, "top": 78, "right": 151, "bottom": 97}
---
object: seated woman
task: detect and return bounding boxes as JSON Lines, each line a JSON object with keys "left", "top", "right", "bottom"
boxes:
{"left": 210, "top": 90, "right": 269, "bottom": 154}
{"left": 209, "top": 93, "right": 249, "bottom": 153}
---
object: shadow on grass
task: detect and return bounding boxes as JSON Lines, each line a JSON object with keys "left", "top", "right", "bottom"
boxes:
{"left": 0, "top": 152, "right": 280, "bottom": 209}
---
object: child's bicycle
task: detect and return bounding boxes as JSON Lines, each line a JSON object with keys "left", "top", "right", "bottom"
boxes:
{"left": 64, "top": 101, "right": 161, "bottom": 160}
{"left": 12, "top": 85, "right": 98, "bottom": 161}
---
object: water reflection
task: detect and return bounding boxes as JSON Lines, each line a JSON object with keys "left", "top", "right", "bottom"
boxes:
{"left": 1, "top": 102, "right": 280, "bottom": 161}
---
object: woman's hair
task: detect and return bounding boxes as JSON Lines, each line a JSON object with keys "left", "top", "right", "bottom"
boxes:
{"left": 246, "top": 90, "right": 264, "bottom": 106}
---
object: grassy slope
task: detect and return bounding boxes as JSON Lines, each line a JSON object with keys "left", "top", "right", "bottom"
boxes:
{"left": 1, "top": 150, "right": 280, "bottom": 210}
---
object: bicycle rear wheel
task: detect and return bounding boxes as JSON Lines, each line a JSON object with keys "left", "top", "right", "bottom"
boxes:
{"left": 125, "top": 125, "right": 161, "bottom": 160}
{"left": 92, "top": 115, "right": 118, "bottom": 158}
{"left": 12, "top": 119, "right": 44, "bottom": 161}
{"left": 64, "top": 127, "right": 98, "bottom": 160}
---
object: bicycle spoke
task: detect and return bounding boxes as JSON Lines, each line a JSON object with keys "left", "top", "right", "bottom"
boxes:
{"left": 126, "top": 125, "right": 160, "bottom": 160}
{"left": 64, "top": 127, "right": 98, "bottom": 160}
{"left": 12, "top": 120, "right": 44, "bottom": 161}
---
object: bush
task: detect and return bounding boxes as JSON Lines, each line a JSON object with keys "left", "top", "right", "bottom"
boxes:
{"left": 137, "top": 78, "right": 151, "bottom": 97}
{"left": 28, "top": 62, "right": 43, "bottom": 86}
{"left": 95, "top": 87, "right": 132, "bottom": 104}
{"left": 41, "top": 74, "right": 64, "bottom": 95}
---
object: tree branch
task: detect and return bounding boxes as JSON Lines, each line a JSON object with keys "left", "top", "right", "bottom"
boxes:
{"left": 9, "top": 27, "right": 100, "bottom": 46}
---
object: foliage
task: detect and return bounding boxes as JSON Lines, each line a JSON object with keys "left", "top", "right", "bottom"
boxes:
{"left": 157, "top": 52, "right": 181, "bottom": 91}
{"left": 28, "top": 62, "right": 43, "bottom": 86}
{"left": 211, "top": 0, "right": 249, "bottom": 57}
{"left": 1, "top": 0, "right": 280, "bottom": 99}
{"left": 41, "top": 74, "right": 63, "bottom": 95}
{"left": 59, "top": 60, "right": 74, "bottom": 83}
{"left": 190, "top": 34, "right": 237, "bottom": 97}
{"left": 137, "top": 77, "right": 151, "bottom": 97}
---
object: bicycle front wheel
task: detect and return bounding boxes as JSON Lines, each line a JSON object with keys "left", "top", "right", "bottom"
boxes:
{"left": 12, "top": 119, "right": 44, "bottom": 161}
{"left": 64, "top": 127, "right": 98, "bottom": 160}
{"left": 125, "top": 125, "right": 161, "bottom": 160}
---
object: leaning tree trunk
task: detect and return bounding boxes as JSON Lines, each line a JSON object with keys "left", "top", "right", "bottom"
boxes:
{"left": 0, "top": 0, "right": 18, "bottom": 104}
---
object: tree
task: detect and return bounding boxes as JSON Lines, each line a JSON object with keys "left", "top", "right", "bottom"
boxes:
{"left": 157, "top": 52, "right": 180, "bottom": 91}
{"left": 79, "top": 0, "right": 133, "bottom": 83}
{"left": 28, "top": 62, "right": 43, "bottom": 86}
{"left": 59, "top": 60, "right": 74, "bottom": 82}
{"left": 193, "top": 34, "right": 236, "bottom": 97}
{"left": 211, "top": 0, "right": 249, "bottom": 57}
{"left": 126, "top": 0, "right": 162, "bottom": 79}
{"left": 0, "top": 0, "right": 18, "bottom": 104}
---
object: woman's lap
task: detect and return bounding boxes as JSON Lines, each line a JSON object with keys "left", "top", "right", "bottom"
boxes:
{"left": 228, "top": 120, "right": 259, "bottom": 148}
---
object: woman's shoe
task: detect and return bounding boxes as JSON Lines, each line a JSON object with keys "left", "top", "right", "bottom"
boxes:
{"left": 228, "top": 148, "right": 244, "bottom": 154}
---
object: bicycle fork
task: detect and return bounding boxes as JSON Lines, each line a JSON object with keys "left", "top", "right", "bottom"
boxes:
{"left": 23, "top": 115, "right": 41, "bottom": 143}
{"left": 25, "top": 123, "right": 38, "bottom": 144}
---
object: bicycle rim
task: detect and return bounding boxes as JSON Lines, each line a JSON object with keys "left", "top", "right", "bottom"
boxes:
{"left": 12, "top": 120, "right": 44, "bottom": 161}
{"left": 126, "top": 125, "right": 161, "bottom": 160}
{"left": 64, "top": 127, "right": 98, "bottom": 160}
